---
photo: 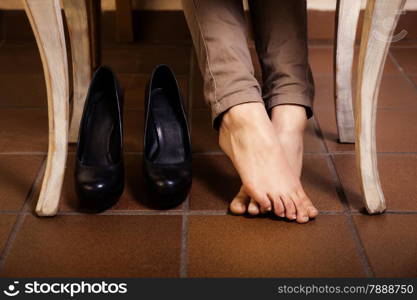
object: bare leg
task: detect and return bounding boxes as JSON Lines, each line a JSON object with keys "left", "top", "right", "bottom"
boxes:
{"left": 182, "top": 0, "right": 316, "bottom": 223}
{"left": 229, "top": 0, "right": 317, "bottom": 223}
{"left": 222, "top": 103, "right": 317, "bottom": 223}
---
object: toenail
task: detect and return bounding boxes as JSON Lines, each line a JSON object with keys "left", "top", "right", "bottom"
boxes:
{"left": 279, "top": 213, "right": 285, "bottom": 217}
{"left": 267, "top": 206, "right": 272, "bottom": 211}
{"left": 292, "top": 214, "right": 297, "bottom": 219}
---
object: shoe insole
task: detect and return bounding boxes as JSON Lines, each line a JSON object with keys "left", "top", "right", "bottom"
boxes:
{"left": 149, "top": 88, "right": 185, "bottom": 164}
{"left": 82, "top": 91, "right": 115, "bottom": 166}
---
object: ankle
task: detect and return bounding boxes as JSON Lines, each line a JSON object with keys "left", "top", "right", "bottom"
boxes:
{"left": 221, "top": 102, "right": 267, "bottom": 131}
{"left": 271, "top": 106, "right": 307, "bottom": 135}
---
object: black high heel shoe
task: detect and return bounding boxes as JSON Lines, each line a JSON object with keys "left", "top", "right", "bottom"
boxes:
{"left": 143, "top": 64, "right": 192, "bottom": 209}
{"left": 75, "top": 66, "right": 124, "bottom": 212}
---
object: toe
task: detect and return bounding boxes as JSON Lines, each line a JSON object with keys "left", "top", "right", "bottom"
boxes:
{"left": 296, "top": 211, "right": 309, "bottom": 224}
{"left": 245, "top": 185, "right": 272, "bottom": 212}
{"left": 248, "top": 199, "right": 260, "bottom": 215}
{"left": 300, "top": 193, "right": 319, "bottom": 219}
{"left": 270, "top": 194, "right": 285, "bottom": 217}
{"left": 230, "top": 187, "right": 249, "bottom": 215}
{"left": 281, "top": 196, "right": 297, "bottom": 220}
{"left": 292, "top": 197, "right": 309, "bottom": 224}
{"left": 307, "top": 206, "right": 319, "bottom": 218}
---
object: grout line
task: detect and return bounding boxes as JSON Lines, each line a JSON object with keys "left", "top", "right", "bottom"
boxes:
{"left": 179, "top": 51, "right": 194, "bottom": 278}
{"left": 326, "top": 154, "right": 375, "bottom": 277}
{"left": 310, "top": 117, "right": 328, "bottom": 153}
{"left": 4, "top": 209, "right": 417, "bottom": 216}
{"left": 331, "top": 151, "right": 417, "bottom": 155}
{"left": 179, "top": 195, "right": 190, "bottom": 278}
{"left": 324, "top": 155, "right": 350, "bottom": 210}
{"left": 54, "top": 210, "right": 228, "bottom": 216}
{"left": 344, "top": 214, "right": 375, "bottom": 277}
{"left": 187, "top": 210, "right": 227, "bottom": 215}
{"left": 2, "top": 151, "right": 417, "bottom": 156}
{"left": 311, "top": 116, "right": 330, "bottom": 153}
{"left": 0, "top": 106, "right": 47, "bottom": 110}
{"left": 313, "top": 114, "right": 374, "bottom": 277}
{"left": 389, "top": 51, "right": 417, "bottom": 92}
{"left": 351, "top": 211, "right": 417, "bottom": 215}
{"left": 0, "top": 214, "right": 27, "bottom": 271}
{"left": 0, "top": 152, "right": 47, "bottom": 155}
{"left": 0, "top": 157, "right": 46, "bottom": 271}
{"left": 56, "top": 210, "right": 185, "bottom": 216}
{"left": 179, "top": 214, "right": 189, "bottom": 278}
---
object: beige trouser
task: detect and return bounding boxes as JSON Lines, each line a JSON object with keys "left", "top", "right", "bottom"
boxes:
{"left": 182, "top": 0, "right": 314, "bottom": 129}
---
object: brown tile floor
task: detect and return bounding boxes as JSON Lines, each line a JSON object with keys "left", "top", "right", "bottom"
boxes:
{"left": 0, "top": 21, "right": 416, "bottom": 278}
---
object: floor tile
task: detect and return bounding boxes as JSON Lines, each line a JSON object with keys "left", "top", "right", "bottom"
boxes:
{"left": 307, "top": 11, "right": 335, "bottom": 40}
{"left": 102, "top": 45, "right": 141, "bottom": 74}
{"left": 1, "top": 215, "right": 182, "bottom": 277}
{"left": 304, "top": 121, "right": 326, "bottom": 152}
{"left": 391, "top": 48, "right": 417, "bottom": 75}
{"left": 190, "top": 155, "right": 240, "bottom": 211}
{"left": 411, "top": 75, "right": 417, "bottom": 86}
{"left": 302, "top": 155, "right": 344, "bottom": 211}
{"left": 124, "top": 110, "right": 144, "bottom": 152}
{"left": 0, "top": 155, "right": 43, "bottom": 211}
{"left": 373, "top": 110, "right": 417, "bottom": 153}
{"left": 0, "top": 44, "right": 42, "bottom": 74}
{"left": 191, "top": 154, "right": 343, "bottom": 212}
{"left": 51, "top": 155, "right": 184, "bottom": 212}
{"left": 123, "top": 73, "right": 189, "bottom": 110}
{"left": 191, "top": 110, "right": 220, "bottom": 153}
{"left": 315, "top": 109, "right": 417, "bottom": 153}
{"left": 0, "top": 109, "right": 47, "bottom": 152}
{"left": 0, "top": 215, "right": 17, "bottom": 253}
{"left": 102, "top": 44, "right": 191, "bottom": 75}
{"left": 333, "top": 154, "right": 417, "bottom": 212}
{"left": 188, "top": 215, "right": 365, "bottom": 277}
{"left": 309, "top": 47, "right": 400, "bottom": 76}
{"left": 353, "top": 214, "right": 417, "bottom": 277}
{"left": 133, "top": 11, "right": 191, "bottom": 44}
{"left": 0, "top": 74, "right": 46, "bottom": 107}
{"left": 189, "top": 67, "right": 206, "bottom": 109}
{"left": 314, "top": 75, "right": 417, "bottom": 110}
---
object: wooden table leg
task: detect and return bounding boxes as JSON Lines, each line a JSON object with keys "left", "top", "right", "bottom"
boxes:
{"left": 334, "top": 0, "right": 361, "bottom": 143}
{"left": 356, "top": 0, "right": 406, "bottom": 214}
{"left": 24, "top": 0, "right": 69, "bottom": 216}
{"left": 64, "top": 0, "right": 100, "bottom": 143}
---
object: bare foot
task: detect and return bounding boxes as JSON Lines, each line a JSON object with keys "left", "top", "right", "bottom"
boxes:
{"left": 220, "top": 103, "right": 316, "bottom": 223}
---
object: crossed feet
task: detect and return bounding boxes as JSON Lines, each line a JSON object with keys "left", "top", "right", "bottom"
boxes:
{"left": 219, "top": 102, "right": 319, "bottom": 224}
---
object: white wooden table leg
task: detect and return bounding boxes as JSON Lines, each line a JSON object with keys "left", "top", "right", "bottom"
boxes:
{"left": 356, "top": 0, "right": 406, "bottom": 214}
{"left": 334, "top": 0, "right": 361, "bottom": 143}
{"left": 24, "top": 0, "right": 69, "bottom": 216}
{"left": 64, "top": 0, "right": 94, "bottom": 143}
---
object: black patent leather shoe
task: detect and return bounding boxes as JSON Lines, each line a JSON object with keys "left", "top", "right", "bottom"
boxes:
{"left": 75, "top": 66, "right": 124, "bottom": 212}
{"left": 143, "top": 64, "right": 192, "bottom": 209}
